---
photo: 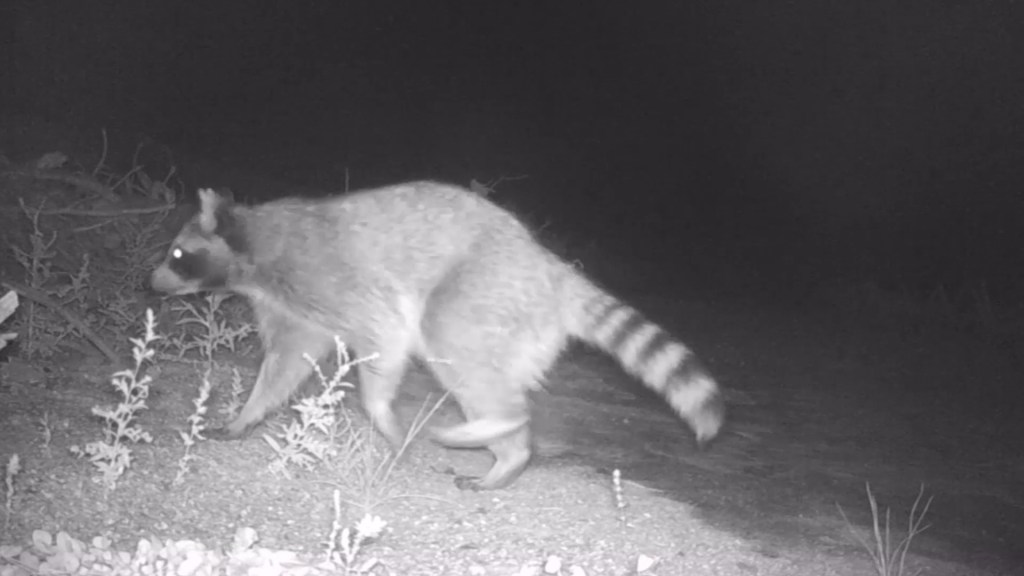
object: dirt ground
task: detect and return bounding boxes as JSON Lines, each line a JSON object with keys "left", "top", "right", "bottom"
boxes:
{"left": 1, "top": 292, "right": 1021, "bottom": 575}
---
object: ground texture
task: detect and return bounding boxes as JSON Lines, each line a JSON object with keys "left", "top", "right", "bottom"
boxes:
{"left": 1, "top": 294, "right": 1021, "bottom": 575}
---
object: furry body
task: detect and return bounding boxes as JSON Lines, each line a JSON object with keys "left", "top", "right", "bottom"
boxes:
{"left": 151, "top": 181, "right": 725, "bottom": 489}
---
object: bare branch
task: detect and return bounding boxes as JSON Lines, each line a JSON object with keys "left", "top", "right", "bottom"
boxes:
{"left": 1, "top": 280, "right": 122, "bottom": 364}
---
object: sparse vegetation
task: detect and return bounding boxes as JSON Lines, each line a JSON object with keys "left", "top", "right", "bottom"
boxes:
{"left": 838, "top": 483, "right": 933, "bottom": 576}
{"left": 327, "top": 390, "right": 446, "bottom": 515}
{"left": 173, "top": 370, "right": 212, "bottom": 487}
{"left": 165, "top": 292, "right": 255, "bottom": 365}
{"left": 68, "top": 309, "right": 159, "bottom": 491}
{"left": 1, "top": 131, "right": 177, "bottom": 361}
{"left": 9, "top": 199, "right": 63, "bottom": 358}
{"left": 261, "top": 337, "right": 446, "bottom": 516}
{"left": 3, "top": 455, "right": 18, "bottom": 535}
{"left": 218, "top": 365, "right": 246, "bottom": 420}
{"left": 36, "top": 412, "right": 54, "bottom": 458}
{"left": 263, "top": 338, "right": 374, "bottom": 477}
{"left": 325, "top": 490, "right": 388, "bottom": 575}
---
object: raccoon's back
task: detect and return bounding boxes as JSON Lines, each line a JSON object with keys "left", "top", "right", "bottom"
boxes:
{"left": 241, "top": 181, "right": 539, "bottom": 303}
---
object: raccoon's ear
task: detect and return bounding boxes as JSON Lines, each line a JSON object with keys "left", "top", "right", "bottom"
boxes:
{"left": 197, "top": 188, "right": 232, "bottom": 233}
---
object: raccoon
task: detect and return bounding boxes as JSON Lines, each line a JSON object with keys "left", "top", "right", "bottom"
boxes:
{"left": 150, "top": 181, "right": 725, "bottom": 490}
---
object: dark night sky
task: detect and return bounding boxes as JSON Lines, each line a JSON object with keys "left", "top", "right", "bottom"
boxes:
{"left": 3, "top": 1, "right": 1024, "bottom": 301}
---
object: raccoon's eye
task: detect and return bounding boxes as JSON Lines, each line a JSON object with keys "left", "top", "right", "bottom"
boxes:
{"left": 167, "top": 246, "right": 215, "bottom": 283}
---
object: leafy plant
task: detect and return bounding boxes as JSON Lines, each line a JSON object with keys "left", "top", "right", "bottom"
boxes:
{"left": 3, "top": 454, "right": 19, "bottom": 535}
{"left": 218, "top": 366, "right": 245, "bottom": 420}
{"left": 166, "top": 293, "right": 255, "bottom": 365}
{"left": 69, "top": 309, "right": 159, "bottom": 491}
{"left": 264, "top": 338, "right": 374, "bottom": 477}
{"left": 325, "top": 490, "right": 388, "bottom": 576}
{"left": 173, "top": 370, "right": 212, "bottom": 486}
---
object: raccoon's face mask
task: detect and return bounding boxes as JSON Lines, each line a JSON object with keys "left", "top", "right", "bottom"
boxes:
{"left": 152, "top": 188, "right": 238, "bottom": 295}
{"left": 151, "top": 245, "right": 223, "bottom": 295}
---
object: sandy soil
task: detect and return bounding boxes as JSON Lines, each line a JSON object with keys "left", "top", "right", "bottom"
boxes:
{"left": 1, "top": 294, "right": 1020, "bottom": 575}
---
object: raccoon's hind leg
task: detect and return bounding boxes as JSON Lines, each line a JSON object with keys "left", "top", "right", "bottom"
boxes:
{"left": 427, "top": 357, "right": 534, "bottom": 490}
{"left": 421, "top": 267, "right": 564, "bottom": 490}
{"left": 428, "top": 368, "right": 531, "bottom": 450}
{"left": 216, "top": 315, "right": 333, "bottom": 439}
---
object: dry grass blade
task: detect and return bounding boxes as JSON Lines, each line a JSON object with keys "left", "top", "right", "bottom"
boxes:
{"left": 837, "top": 482, "right": 933, "bottom": 576}
{"left": 329, "top": 392, "right": 450, "bottom": 514}
{"left": 2, "top": 280, "right": 121, "bottom": 362}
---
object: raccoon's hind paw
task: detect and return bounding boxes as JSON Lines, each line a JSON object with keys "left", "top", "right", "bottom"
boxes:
{"left": 453, "top": 475, "right": 486, "bottom": 492}
{"left": 452, "top": 457, "right": 529, "bottom": 491}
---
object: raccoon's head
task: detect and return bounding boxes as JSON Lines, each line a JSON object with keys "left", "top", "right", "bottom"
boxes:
{"left": 151, "top": 188, "right": 249, "bottom": 295}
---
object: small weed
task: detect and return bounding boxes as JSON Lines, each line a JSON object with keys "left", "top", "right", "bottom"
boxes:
{"left": 166, "top": 293, "right": 255, "bottom": 365}
{"left": 263, "top": 337, "right": 444, "bottom": 511}
{"left": 109, "top": 207, "right": 171, "bottom": 293}
{"left": 3, "top": 454, "right": 19, "bottom": 535}
{"left": 263, "top": 338, "right": 376, "bottom": 477}
{"left": 9, "top": 200, "right": 65, "bottom": 357}
{"left": 218, "top": 367, "right": 245, "bottom": 420}
{"left": 838, "top": 483, "right": 933, "bottom": 576}
{"left": 174, "top": 370, "right": 212, "bottom": 487}
{"left": 62, "top": 253, "right": 92, "bottom": 307}
{"left": 331, "top": 394, "right": 445, "bottom": 514}
{"left": 69, "top": 309, "right": 159, "bottom": 491}
{"left": 38, "top": 412, "right": 53, "bottom": 455}
{"left": 325, "top": 489, "right": 387, "bottom": 575}
{"left": 95, "top": 288, "right": 148, "bottom": 338}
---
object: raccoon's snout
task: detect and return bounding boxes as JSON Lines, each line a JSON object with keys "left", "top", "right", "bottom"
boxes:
{"left": 150, "top": 264, "right": 192, "bottom": 295}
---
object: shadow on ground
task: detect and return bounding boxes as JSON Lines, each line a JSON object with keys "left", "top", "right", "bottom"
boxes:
{"left": 454, "top": 298, "right": 1024, "bottom": 574}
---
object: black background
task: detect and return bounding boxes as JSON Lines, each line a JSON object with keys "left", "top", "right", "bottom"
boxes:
{"left": 4, "top": 0, "right": 1023, "bottom": 302}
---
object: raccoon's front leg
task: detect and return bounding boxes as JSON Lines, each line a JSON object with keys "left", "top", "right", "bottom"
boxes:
{"left": 356, "top": 351, "right": 410, "bottom": 448}
{"left": 427, "top": 361, "right": 534, "bottom": 490}
{"left": 216, "top": 320, "right": 333, "bottom": 438}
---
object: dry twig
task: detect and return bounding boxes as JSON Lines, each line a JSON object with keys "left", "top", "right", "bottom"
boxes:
{"left": 0, "top": 204, "right": 171, "bottom": 216}
{"left": 1, "top": 279, "right": 121, "bottom": 363}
